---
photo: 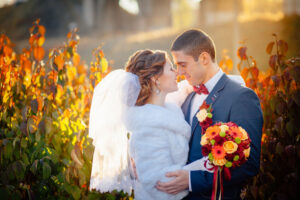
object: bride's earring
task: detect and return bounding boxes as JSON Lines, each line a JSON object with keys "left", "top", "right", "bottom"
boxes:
{"left": 155, "top": 80, "right": 161, "bottom": 95}
{"left": 155, "top": 88, "right": 160, "bottom": 94}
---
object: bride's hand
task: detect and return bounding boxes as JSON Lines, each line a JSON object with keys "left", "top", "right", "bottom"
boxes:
{"left": 155, "top": 170, "right": 189, "bottom": 194}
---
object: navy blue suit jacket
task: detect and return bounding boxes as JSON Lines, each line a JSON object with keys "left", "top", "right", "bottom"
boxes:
{"left": 181, "top": 74, "right": 263, "bottom": 200}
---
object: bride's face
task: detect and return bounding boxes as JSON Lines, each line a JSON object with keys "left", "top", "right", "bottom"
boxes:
{"left": 156, "top": 58, "right": 178, "bottom": 93}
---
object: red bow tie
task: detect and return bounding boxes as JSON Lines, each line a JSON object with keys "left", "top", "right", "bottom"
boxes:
{"left": 193, "top": 84, "right": 209, "bottom": 95}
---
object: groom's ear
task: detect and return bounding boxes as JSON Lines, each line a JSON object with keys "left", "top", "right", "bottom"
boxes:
{"left": 199, "top": 52, "right": 210, "bottom": 65}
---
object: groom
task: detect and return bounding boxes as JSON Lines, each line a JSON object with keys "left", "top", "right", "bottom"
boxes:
{"left": 156, "top": 29, "right": 263, "bottom": 199}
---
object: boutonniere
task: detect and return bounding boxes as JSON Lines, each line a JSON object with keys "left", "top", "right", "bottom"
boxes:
{"left": 196, "top": 101, "right": 213, "bottom": 133}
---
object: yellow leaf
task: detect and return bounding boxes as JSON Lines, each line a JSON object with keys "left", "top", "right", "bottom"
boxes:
{"left": 38, "top": 36, "right": 45, "bottom": 46}
{"left": 101, "top": 58, "right": 108, "bottom": 72}
{"left": 3, "top": 90, "right": 10, "bottom": 103}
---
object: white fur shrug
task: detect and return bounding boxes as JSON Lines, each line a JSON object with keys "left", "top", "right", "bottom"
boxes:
{"left": 125, "top": 103, "right": 191, "bottom": 200}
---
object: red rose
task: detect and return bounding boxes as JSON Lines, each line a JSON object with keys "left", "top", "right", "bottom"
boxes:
{"left": 214, "top": 135, "right": 224, "bottom": 146}
{"left": 225, "top": 153, "right": 235, "bottom": 161}
{"left": 200, "top": 117, "right": 213, "bottom": 130}
{"left": 202, "top": 145, "right": 212, "bottom": 156}
{"left": 240, "top": 140, "right": 250, "bottom": 149}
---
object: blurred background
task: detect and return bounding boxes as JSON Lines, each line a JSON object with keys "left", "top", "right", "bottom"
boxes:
{"left": 0, "top": 0, "right": 299, "bottom": 72}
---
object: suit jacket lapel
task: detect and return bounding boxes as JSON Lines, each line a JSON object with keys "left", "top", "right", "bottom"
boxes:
{"left": 191, "top": 74, "right": 230, "bottom": 136}
{"left": 181, "top": 92, "right": 196, "bottom": 124}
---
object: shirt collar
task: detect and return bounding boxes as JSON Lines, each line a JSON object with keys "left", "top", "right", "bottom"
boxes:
{"left": 204, "top": 68, "right": 224, "bottom": 93}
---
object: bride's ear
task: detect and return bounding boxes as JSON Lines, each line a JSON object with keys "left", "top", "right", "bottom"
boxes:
{"left": 150, "top": 77, "right": 160, "bottom": 87}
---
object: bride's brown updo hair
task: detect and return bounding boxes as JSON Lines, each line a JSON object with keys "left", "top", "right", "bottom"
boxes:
{"left": 125, "top": 49, "right": 167, "bottom": 106}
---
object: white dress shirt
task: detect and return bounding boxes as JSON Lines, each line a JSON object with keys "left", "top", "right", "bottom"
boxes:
{"left": 188, "top": 68, "right": 224, "bottom": 191}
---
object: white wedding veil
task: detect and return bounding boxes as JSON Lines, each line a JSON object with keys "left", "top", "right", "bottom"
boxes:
{"left": 88, "top": 69, "right": 141, "bottom": 194}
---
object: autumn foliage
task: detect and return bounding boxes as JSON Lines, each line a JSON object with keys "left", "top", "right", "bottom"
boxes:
{"left": 0, "top": 20, "right": 132, "bottom": 199}
{"left": 1, "top": 20, "right": 299, "bottom": 199}
{"left": 220, "top": 35, "right": 300, "bottom": 200}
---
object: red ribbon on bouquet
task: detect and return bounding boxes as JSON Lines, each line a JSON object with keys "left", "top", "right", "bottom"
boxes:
{"left": 211, "top": 167, "right": 232, "bottom": 200}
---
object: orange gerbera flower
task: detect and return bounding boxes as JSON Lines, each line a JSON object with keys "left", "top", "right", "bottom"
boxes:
{"left": 229, "top": 126, "right": 243, "bottom": 139}
{"left": 212, "top": 145, "right": 226, "bottom": 160}
{"left": 205, "top": 126, "right": 221, "bottom": 140}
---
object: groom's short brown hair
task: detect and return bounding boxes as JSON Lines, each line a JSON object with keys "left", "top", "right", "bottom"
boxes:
{"left": 171, "top": 29, "right": 216, "bottom": 62}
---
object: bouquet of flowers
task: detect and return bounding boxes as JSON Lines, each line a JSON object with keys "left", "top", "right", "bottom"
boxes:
{"left": 201, "top": 122, "right": 251, "bottom": 170}
{"left": 196, "top": 102, "right": 251, "bottom": 200}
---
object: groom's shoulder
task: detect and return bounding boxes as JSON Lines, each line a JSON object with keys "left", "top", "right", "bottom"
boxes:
{"left": 224, "top": 77, "right": 258, "bottom": 101}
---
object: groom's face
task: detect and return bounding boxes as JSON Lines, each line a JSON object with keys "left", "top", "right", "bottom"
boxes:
{"left": 171, "top": 50, "right": 206, "bottom": 86}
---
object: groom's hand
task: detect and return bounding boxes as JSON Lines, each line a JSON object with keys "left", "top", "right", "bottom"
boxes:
{"left": 156, "top": 170, "right": 189, "bottom": 194}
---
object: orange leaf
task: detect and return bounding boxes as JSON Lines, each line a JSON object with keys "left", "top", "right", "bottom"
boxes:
{"left": 237, "top": 47, "right": 247, "bottom": 60}
{"left": 225, "top": 58, "right": 233, "bottom": 71}
{"left": 77, "top": 64, "right": 86, "bottom": 74}
{"left": 72, "top": 53, "right": 80, "bottom": 66}
{"left": 241, "top": 67, "right": 249, "bottom": 81}
{"left": 67, "top": 32, "right": 72, "bottom": 39}
{"left": 250, "top": 66, "right": 259, "bottom": 79}
{"left": 99, "top": 50, "right": 104, "bottom": 58}
{"left": 39, "top": 25, "right": 46, "bottom": 36}
{"left": 269, "top": 55, "right": 277, "bottom": 70}
{"left": 54, "top": 54, "right": 64, "bottom": 71}
{"left": 33, "top": 47, "right": 45, "bottom": 61}
{"left": 37, "top": 96, "right": 44, "bottom": 112}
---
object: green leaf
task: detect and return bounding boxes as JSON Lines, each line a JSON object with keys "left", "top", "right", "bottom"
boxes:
{"left": 4, "top": 141, "right": 13, "bottom": 160}
{"left": 21, "top": 138, "right": 27, "bottom": 148}
{"left": 30, "top": 160, "right": 38, "bottom": 175}
{"left": 12, "top": 160, "right": 26, "bottom": 181}
{"left": 64, "top": 183, "right": 81, "bottom": 200}
{"left": 42, "top": 162, "right": 51, "bottom": 179}
{"left": 286, "top": 120, "right": 294, "bottom": 137}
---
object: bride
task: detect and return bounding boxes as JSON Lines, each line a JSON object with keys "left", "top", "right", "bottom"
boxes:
{"left": 88, "top": 49, "right": 213, "bottom": 200}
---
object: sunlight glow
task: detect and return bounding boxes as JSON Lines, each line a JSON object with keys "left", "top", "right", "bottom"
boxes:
{"left": 119, "top": 0, "right": 139, "bottom": 15}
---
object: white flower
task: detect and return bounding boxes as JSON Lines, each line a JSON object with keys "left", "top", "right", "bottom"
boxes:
{"left": 239, "top": 126, "right": 248, "bottom": 140}
{"left": 200, "top": 134, "right": 208, "bottom": 146}
{"left": 220, "top": 125, "right": 229, "bottom": 132}
{"left": 196, "top": 109, "right": 207, "bottom": 122}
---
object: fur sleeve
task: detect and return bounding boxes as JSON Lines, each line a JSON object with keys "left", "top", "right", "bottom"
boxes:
{"left": 130, "top": 129, "right": 188, "bottom": 200}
